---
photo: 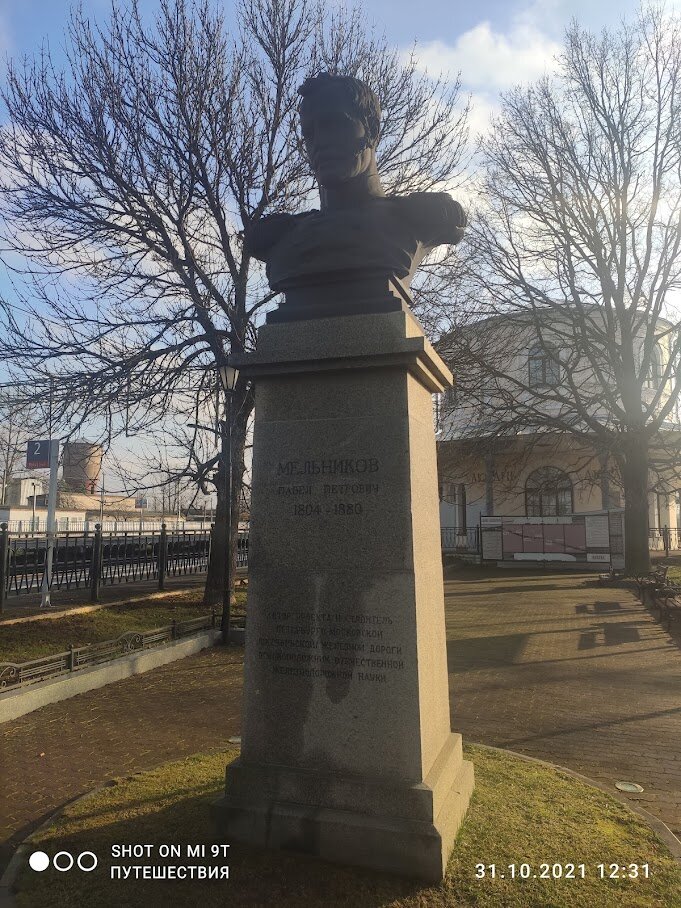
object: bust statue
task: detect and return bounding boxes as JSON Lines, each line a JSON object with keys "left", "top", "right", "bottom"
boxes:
{"left": 246, "top": 73, "right": 466, "bottom": 321}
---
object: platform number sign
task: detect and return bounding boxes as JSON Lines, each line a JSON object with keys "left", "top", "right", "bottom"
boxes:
{"left": 26, "top": 440, "right": 53, "bottom": 470}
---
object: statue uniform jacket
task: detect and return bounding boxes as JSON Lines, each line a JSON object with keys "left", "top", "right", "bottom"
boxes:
{"left": 246, "top": 192, "right": 466, "bottom": 292}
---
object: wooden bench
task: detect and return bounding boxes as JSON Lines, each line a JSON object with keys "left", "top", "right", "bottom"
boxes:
{"left": 635, "top": 565, "right": 669, "bottom": 599}
{"left": 655, "top": 585, "right": 681, "bottom": 632}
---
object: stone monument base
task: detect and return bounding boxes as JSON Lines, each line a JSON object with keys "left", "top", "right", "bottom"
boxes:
{"left": 215, "top": 308, "right": 474, "bottom": 882}
{"left": 214, "top": 733, "right": 473, "bottom": 882}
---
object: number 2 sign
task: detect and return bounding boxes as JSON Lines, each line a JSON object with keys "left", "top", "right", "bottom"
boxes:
{"left": 26, "top": 440, "right": 53, "bottom": 470}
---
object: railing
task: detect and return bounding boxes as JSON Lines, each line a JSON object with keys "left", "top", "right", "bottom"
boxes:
{"left": 649, "top": 527, "right": 681, "bottom": 553}
{"left": 0, "top": 612, "right": 218, "bottom": 691}
{"left": 1, "top": 518, "right": 212, "bottom": 534}
{"left": 441, "top": 526, "right": 480, "bottom": 554}
{"left": 0, "top": 524, "right": 249, "bottom": 608}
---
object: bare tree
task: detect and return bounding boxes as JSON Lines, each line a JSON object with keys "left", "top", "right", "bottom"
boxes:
{"left": 442, "top": 7, "right": 681, "bottom": 573}
{"left": 0, "top": 389, "right": 38, "bottom": 503}
{"left": 0, "top": 0, "right": 469, "bottom": 611}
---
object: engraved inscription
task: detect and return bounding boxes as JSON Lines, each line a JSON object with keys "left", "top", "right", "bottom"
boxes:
{"left": 257, "top": 609, "right": 405, "bottom": 684}
{"left": 277, "top": 485, "right": 313, "bottom": 496}
{"left": 323, "top": 483, "right": 379, "bottom": 495}
{"left": 274, "top": 455, "right": 381, "bottom": 518}
{"left": 277, "top": 458, "right": 379, "bottom": 476}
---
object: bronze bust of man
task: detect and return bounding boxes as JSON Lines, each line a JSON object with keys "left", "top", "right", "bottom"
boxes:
{"left": 246, "top": 73, "right": 466, "bottom": 322}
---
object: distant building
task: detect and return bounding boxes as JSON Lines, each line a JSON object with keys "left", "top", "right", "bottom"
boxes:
{"left": 61, "top": 441, "right": 104, "bottom": 494}
{"left": 6, "top": 477, "right": 45, "bottom": 507}
{"left": 437, "top": 310, "right": 681, "bottom": 545}
{"left": 56, "top": 490, "right": 138, "bottom": 512}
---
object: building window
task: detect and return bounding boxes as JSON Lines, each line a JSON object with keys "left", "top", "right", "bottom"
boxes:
{"left": 525, "top": 467, "right": 573, "bottom": 517}
{"left": 528, "top": 344, "right": 561, "bottom": 387}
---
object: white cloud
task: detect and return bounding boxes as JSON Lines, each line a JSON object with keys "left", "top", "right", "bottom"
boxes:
{"left": 513, "top": 0, "right": 563, "bottom": 33}
{"left": 414, "top": 19, "right": 561, "bottom": 95}
{"left": 465, "top": 91, "right": 499, "bottom": 142}
{"left": 408, "top": 8, "right": 562, "bottom": 140}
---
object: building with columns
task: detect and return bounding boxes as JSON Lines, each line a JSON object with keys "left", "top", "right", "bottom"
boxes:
{"left": 437, "top": 309, "right": 681, "bottom": 548}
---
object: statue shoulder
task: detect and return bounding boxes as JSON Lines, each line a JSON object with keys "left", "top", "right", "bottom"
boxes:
{"left": 245, "top": 212, "right": 315, "bottom": 262}
{"left": 396, "top": 192, "right": 467, "bottom": 247}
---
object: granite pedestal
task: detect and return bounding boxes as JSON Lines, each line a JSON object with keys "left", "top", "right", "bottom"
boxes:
{"left": 214, "top": 308, "right": 474, "bottom": 881}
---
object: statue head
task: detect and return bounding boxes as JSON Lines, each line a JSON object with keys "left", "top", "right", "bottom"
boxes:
{"left": 298, "top": 73, "right": 381, "bottom": 189}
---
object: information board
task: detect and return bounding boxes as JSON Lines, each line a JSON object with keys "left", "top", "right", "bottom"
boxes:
{"left": 480, "top": 510, "right": 624, "bottom": 567}
{"left": 26, "top": 439, "right": 53, "bottom": 470}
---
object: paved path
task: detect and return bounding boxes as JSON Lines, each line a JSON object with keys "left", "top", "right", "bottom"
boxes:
{"left": 0, "top": 647, "right": 244, "bottom": 870}
{"left": 1, "top": 569, "right": 679, "bottom": 872}
{"left": 445, "top": 569, "right": 681, "bottom": 838}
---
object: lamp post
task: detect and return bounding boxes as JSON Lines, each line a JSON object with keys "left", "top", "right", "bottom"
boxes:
{"left": 218, "top": 362, "right": 239, "bottom": 644}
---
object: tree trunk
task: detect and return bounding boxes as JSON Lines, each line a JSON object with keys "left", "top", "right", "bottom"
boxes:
{"left": 229, "top": 403, "right": 248, "bottom": 606}
{"left": 204, "top": 466, "right": 227, "bottom": 607}
{"left": 203, "top": 384, "right": 250, "bottom": 609}
{"left": 621, "top": 436, "right": 651, "bottom": 575}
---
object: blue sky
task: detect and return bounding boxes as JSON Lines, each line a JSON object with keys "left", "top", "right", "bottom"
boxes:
{"left": 0, "top": 0, "right": 674, "bottom": 489}
{"left": 0, "top": 0, "right": 658, "bottom": 94}
{"left": 0, "top": 0, "right": 650, "bottom": 53}
{"left": 0, "top": 0, "right": 663, "bottom": 149}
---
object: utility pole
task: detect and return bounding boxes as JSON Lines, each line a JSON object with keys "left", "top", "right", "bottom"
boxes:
{"left": 221, "top": 392, "right": 232, "bottom": 643}
{"left": 0, "top": 464, "right": 7, "bottom": 506}
{"left": 40, "top": 439, "right": 59, "bottom": 608}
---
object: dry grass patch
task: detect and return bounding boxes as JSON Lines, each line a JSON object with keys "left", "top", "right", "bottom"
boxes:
{"left": 0, "top": 589, "right": 247, "bottom": 663}
{"left": 13, "top": 744, "right": 681, "bottom": 908}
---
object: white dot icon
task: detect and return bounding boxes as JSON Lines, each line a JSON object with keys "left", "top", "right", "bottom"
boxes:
{"left": 28, "top": 851, "right": 50, "bottom": 872}
{"left": 53, "top": 851, "right": 74, "bottom": 872}
{"left": 77, "top": 851, "right": 98, "bottom": 872}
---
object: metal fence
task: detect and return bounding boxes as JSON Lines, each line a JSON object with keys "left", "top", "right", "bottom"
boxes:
{"left": 0, "top": 524, "right": 249, "bottom": 607}
{"left": 440, "top": 526, "right": 480, "bottom": 554}
{"left": 649, "top": 527, "right": 681, "bottom": 553}
{"left": 443, "top": 523, "right": 681, "bottom": 557}
{"left": 0, "top": 612, "right": 218, "bottom": 691}
{"left": 1, "top": 518, "right": 211, "bottom": 534}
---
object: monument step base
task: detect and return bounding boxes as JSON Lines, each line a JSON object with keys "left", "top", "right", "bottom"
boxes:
{"left": 213, "top": 758, "right": 474, "bottom": 883}
{"left": 224, "top": 733, "right": 466, "bottom": 823}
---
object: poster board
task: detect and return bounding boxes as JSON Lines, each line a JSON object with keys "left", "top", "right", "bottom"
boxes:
{"left": 481, "top": 510, "right": 625, "bottom": 567}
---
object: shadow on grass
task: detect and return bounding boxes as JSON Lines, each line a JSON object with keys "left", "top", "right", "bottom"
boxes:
{"left": 13, "top": 777, "right": 423, "bottom": 908}
{"left": 12, "top": 747, "right": 681, "bottom": 908}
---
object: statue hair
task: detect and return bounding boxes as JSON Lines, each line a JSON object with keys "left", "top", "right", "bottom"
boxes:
{"left": 298, "top": 73, "right": 381, "bottom": 146}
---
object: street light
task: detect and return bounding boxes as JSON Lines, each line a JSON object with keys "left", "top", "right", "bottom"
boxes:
{"left": 218, "top": 360, "right": 240, "bottom": 644}
{"left": 218, "top": 364, "right": 239, "bottom": 394}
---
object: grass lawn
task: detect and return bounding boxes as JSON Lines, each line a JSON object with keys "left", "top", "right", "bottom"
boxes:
{"left": 0, "top": 589, "right": 247, "bottom": 663}
{"left": 648, "top": 552, "right": 681, "bottom": 584}
{"left": 665, "top": 565, "right": 681, "bottom": 585}
{"left": 13, "top": 744, "right": 681, "bottom": 908}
